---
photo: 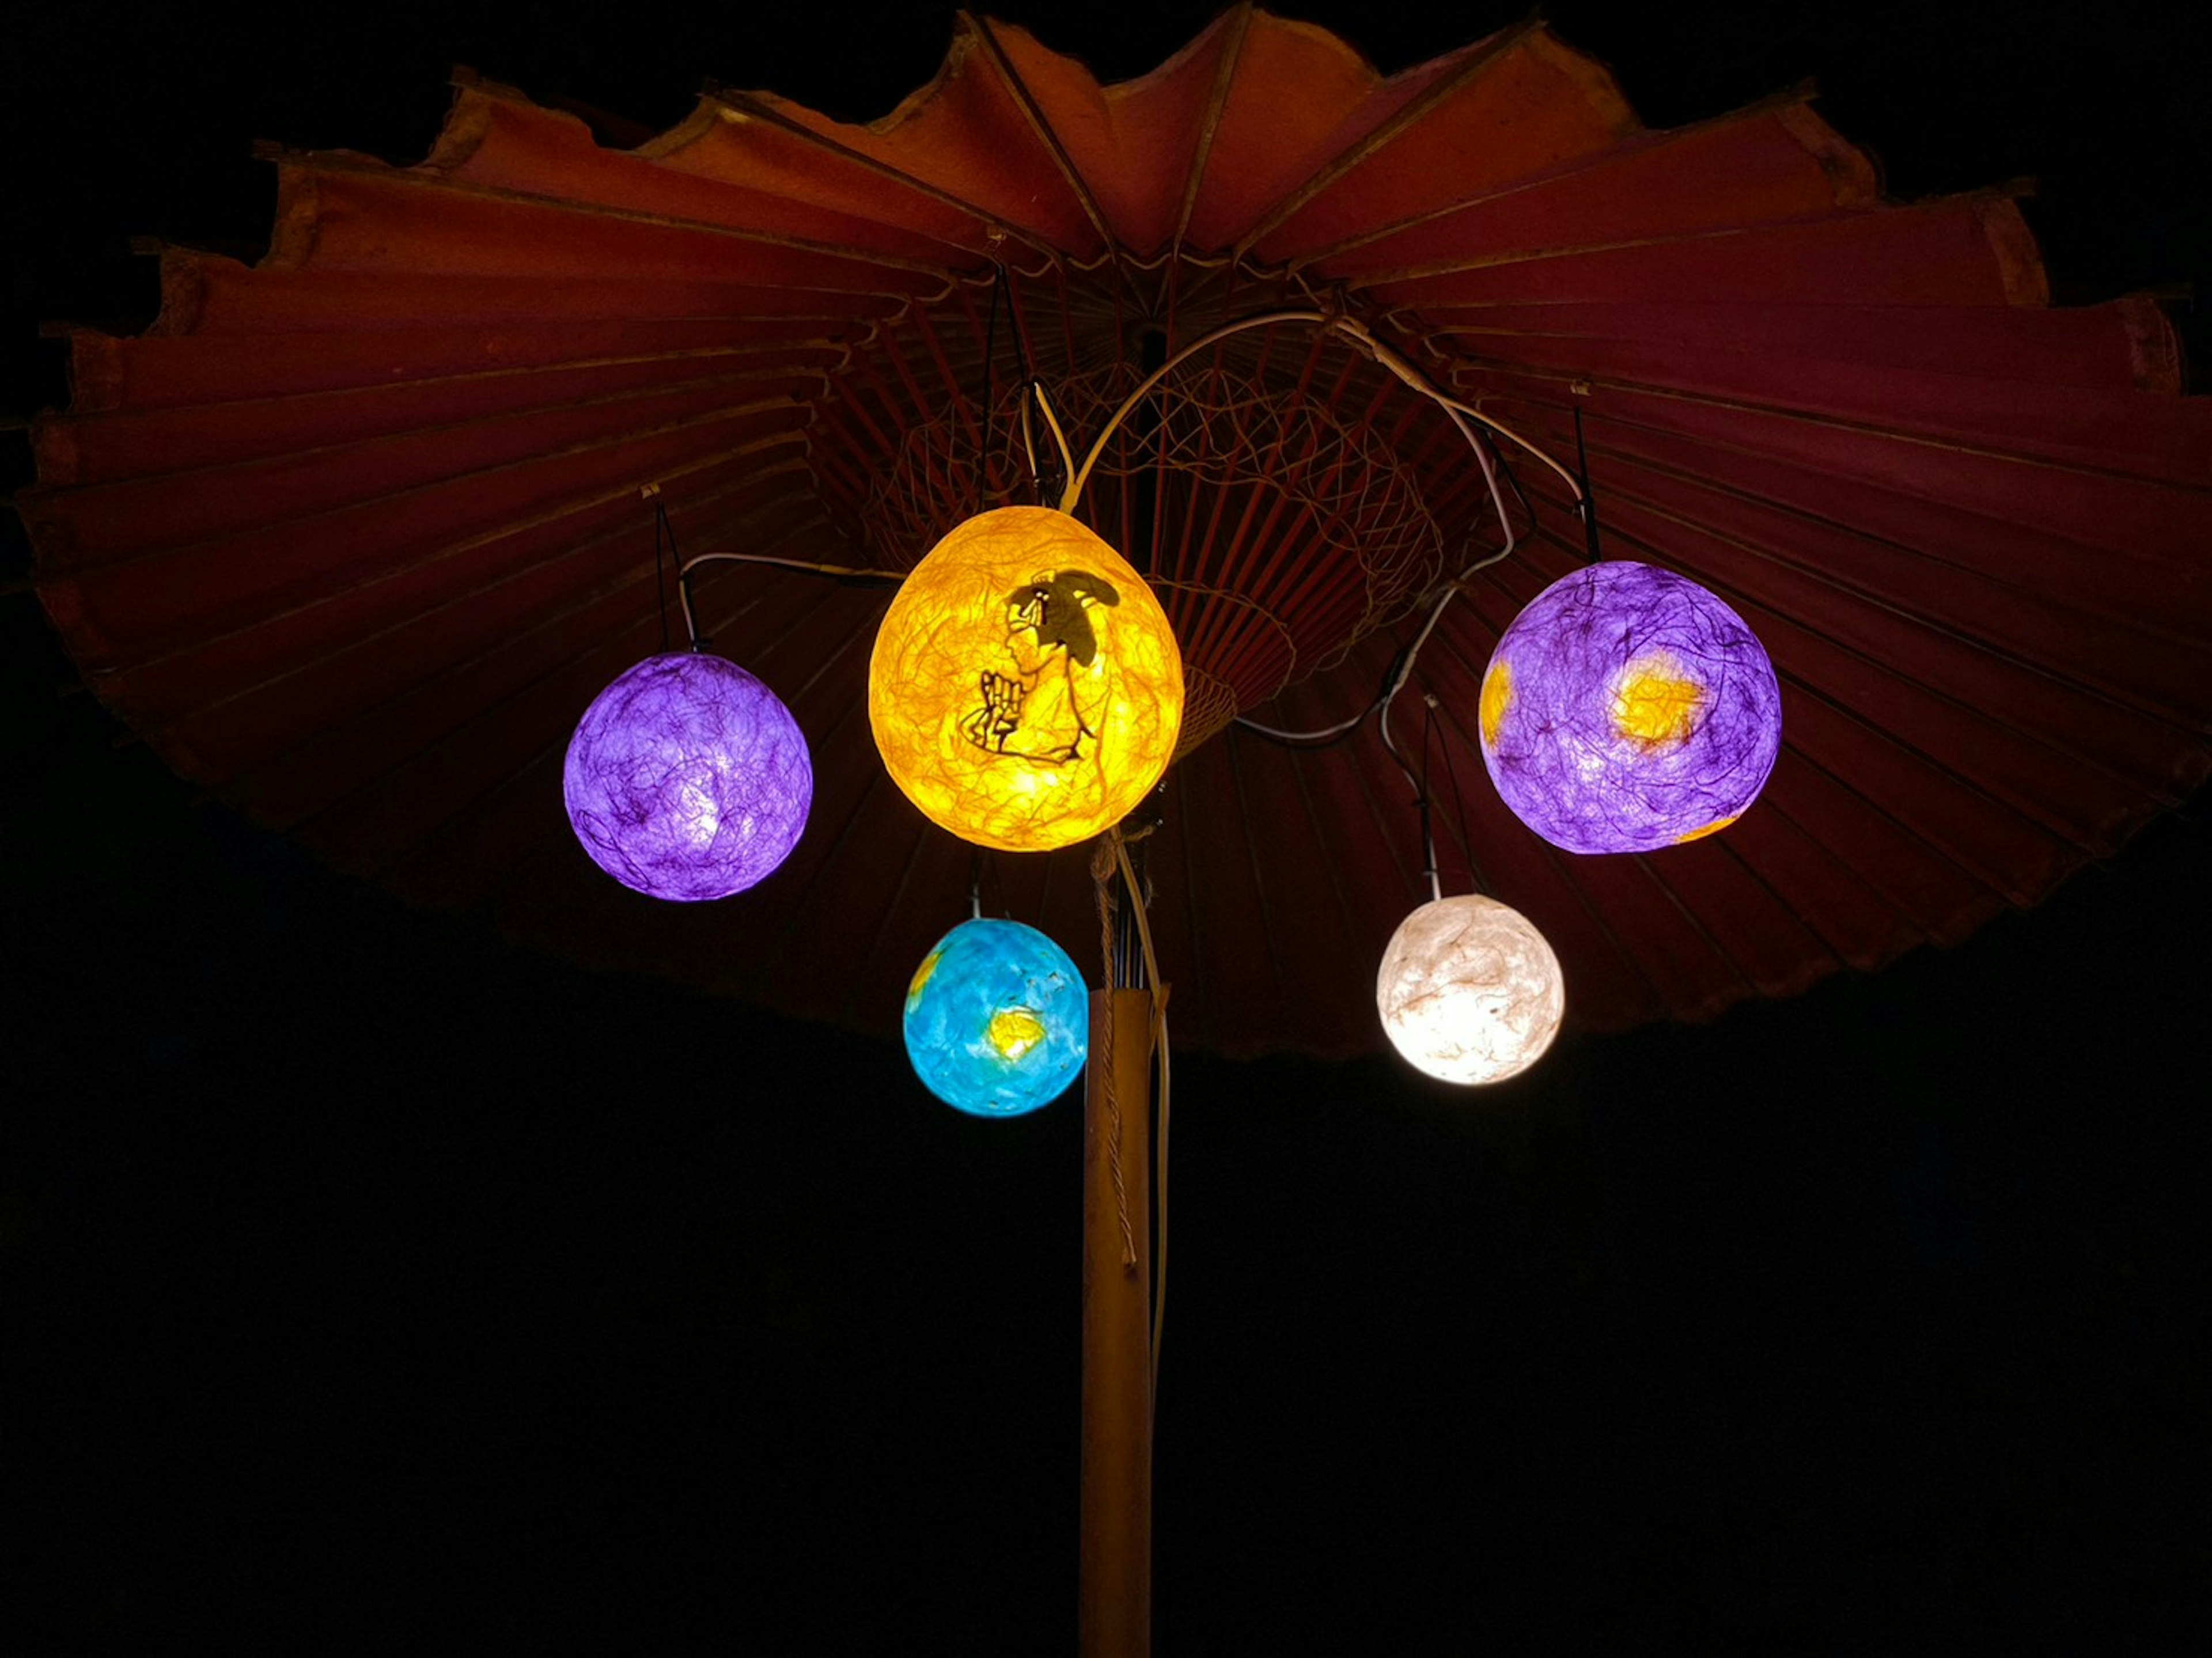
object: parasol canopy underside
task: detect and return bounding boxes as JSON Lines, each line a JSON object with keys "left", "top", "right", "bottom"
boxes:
{"left": 21, "top": 9, "right": 2211, "bottom": 1057}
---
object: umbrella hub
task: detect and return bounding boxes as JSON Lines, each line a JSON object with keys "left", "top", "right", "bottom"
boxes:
{"left": 806, "top": 260, "right": 1469, "bottom": 752}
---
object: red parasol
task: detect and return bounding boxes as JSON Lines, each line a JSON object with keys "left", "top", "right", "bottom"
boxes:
{"left": 19, "top": 9, "right": 2211, "bottom": 1056}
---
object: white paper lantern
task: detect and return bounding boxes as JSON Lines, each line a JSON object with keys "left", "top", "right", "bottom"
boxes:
{"left": 1376, "top": 895, "right": 1565, "bottom": 1084}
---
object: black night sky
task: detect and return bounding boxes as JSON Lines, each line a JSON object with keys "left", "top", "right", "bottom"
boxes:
{"left": 6, "top": 5, "right": 2209, "bottom": 1651}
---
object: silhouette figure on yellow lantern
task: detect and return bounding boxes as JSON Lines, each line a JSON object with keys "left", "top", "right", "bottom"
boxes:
{"left": 962, "top": 569, "right": 1120, "bottom": 764}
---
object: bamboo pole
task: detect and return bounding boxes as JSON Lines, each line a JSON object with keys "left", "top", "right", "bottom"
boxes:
{"left": 1080, "top": 986, "right": 1153, "bottom": 1658}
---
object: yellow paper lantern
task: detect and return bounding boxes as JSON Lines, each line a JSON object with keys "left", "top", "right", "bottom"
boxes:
{"left": 868, "top": 507, "right": 1184, "bottom": 852}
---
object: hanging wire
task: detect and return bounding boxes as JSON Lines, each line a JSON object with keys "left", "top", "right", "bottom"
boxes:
{"left": 982, "top": 262, "right": 1004, "bottom": 489}
{"left": 653, "top": 497, "right": 706, "bottom": 652}
{"left": 979, "top": 258, "right": 1074, "bottom": 506}
{"left": 1016, "top": 392, "right": 1044, "bottom": 496}
{"left": 1495, "top": 448, "right": 1540, "bottom": 548}
{"left": 1232, "top": 705, "right": 1372, "bottom": 747}
{"left": 665, "top": 548, "right": 904, "bottom": 647}
{"left": 1370, "top": 427, "right": 1517, "bottom": 771}
{"left": 645, "top": 485, "right": 672, "bottom": 653}
{"left": 1229, "top": 645, "right": 1406, "bottom": 749}
{"left": 1431, "top": 691, "right": 1479, "bottom": 897}
{"left": 1572, "top": 399, "right": 1603, "bottom": 564}
{"left": 1417, "top": 698, "right": 1443, "bottom": 905}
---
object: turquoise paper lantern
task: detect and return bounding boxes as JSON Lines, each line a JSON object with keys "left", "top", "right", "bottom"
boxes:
{"left": 903, "top": 919, "right": 1088, "bottom": 1118}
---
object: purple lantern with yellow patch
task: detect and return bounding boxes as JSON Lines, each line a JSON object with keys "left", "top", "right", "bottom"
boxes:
{"left": 1478, "top": 562, "right": 1781, "bottom": 854}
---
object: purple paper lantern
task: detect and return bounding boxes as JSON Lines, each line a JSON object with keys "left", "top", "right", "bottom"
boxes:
{"left": 563, "top": 652, "right": 812, "bottom": 900}
{"left": 1478, "top": 561, "right": 1781, "bottom": 854}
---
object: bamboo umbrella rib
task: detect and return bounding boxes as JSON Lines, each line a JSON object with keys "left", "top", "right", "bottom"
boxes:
{"left": 55, "top": 317, "right": 859, "bottom": 409}
{"left": 1762, "top": 746, "right": 2020, "bottom": 941}
{"left": 843, "top": 331, "right": 931, "bottom": 448}
{"left": 259, "top": 147, "right": 971, "bottom": 284}
{"left": 127, "top": 471, "right": 827, "bottom": 747}
{"left": 33, "top": 370, "right": 820, "bottom": 519}
{"left": 188, "top": 477, "right": 836, "bottom": 809}
{"left": 210, "top": 502, "right": 831, "bottom": 825}
{"left": 1575, "top": 480, "right": 2210, "bottom": 796}
{"left": 1479, "top": 393, "right": 2210, "bottom": 631}
{"left": 1455, "top": 356, "right": 2211, "bottom": 499}
{"left": 279, "top": 518, "right": 843, "bottom": 845}
{"left": 1338, "top": 204, "right": 1959, "bottom": 293}
{"left": 1531, "top": 414, "right": 2206, "bottom": 635}
{"left": 270, "top": 158, "right": 968, "bottom": 285}
{"left": 1740, "top": 788, "right": 1927, "bottom": 954}
{"left": 34, "top": 389, "right": 820, "bottom": 603}
{"left": 1495, "top": 422, "right": 2212, "bottom": 719}
{"left": 1622, "top": 847, "right": 1768, "bottom": 1011}
{"left": 1419, "top": 301, "right": 2177, "bottom": 396}
{"left": 966, "top": 14, "right": 1119, "bottom": 258}
{"left": 1169, "top": 2, "right": 1252, "bottom": 254}
{"left": 1451, "top": 338, "right": 2212, "bottom": 491}
{"left": 1493, "top": 428, "right": 2207, "bottom": 737}
{"left": 814, "top": 356, "right": 906, "bottom": 468}
{"left": 702, "top": 88, "right": 1065, "bottom": 267}
{"left": 1230, "top": 20, "right": 1548, "bottom": 259}
{"left": 905, "top": 305, "right": 991, "bottom": 464}
{"left": 45, "top": 340, "right": 843, "bottom": 462}
{"left": 868, "top": 316, "right": 948, "bottom": 437}
{"left": 1285, "top": 86, "right": 1845, "bottom": 270}
{"left": 169, "top": 272, "right": 921, "bottom": 333}
{"left": 65, "top": 428, "right": 820, "bottom": 684}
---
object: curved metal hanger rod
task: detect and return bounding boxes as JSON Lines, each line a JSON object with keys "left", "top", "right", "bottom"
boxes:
{"left": 670, "top": 549, "right": 904, "bottom": 648}
{"left": 1058, "top": 308, "right": 1589, "bottom": 515}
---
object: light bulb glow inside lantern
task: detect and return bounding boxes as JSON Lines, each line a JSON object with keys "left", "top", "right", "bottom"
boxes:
{"left": 869, "top": 506, "right": 1183, "bottom": 853}
{"left": 903, "top": 917, "right": 1088, "bottom": 1117}
{"left": 1376, "top": 895, "right": 1565, "bottom": 1085}
{"left": 1478, "top": 561, "right": 1781, "bottom": 853}
{"left": 563, "top": 652, "right": 812, "bottom": 900}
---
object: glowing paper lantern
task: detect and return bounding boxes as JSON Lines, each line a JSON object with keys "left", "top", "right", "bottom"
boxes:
{"left": 1478, "top": 561, "right": 1781, "bottom": 853}
{"left": 869, "top": 507, "right": 1184, "bottom": 853}
{"left": 563, "top": 652, "right": 812, "bottom": 900}
{"left": 903, "top": 917, "right": 1089, "bottom": 1117}
{"left": 1376, "top": 895, "right": 1565, "bottom": 1085}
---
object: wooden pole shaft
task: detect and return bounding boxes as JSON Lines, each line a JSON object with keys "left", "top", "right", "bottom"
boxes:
{"left": 1080, "top": 987, "right": 1153, "bottom": 1658}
